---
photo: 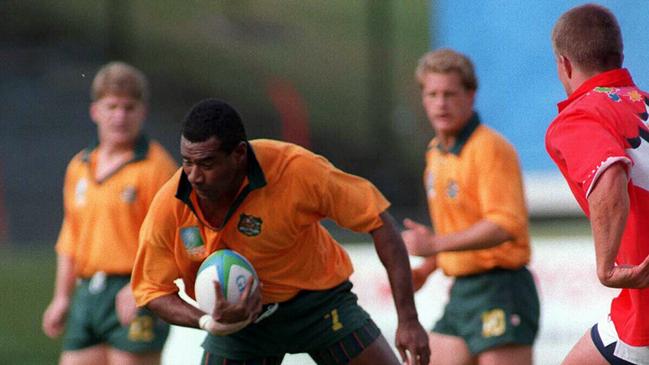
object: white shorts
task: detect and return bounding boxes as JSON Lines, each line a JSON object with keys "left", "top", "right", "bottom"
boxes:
{"left": 592, "top": 315, "right": 649, "bottom": 365}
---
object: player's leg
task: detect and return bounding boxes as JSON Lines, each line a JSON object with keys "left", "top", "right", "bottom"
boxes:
{"left": 302, "top": 281, "right": 406, "bottom": 365}
{"left": 347, "top": 333, "right": 399, "bottom": 365}
{"left": 101, "top": 277, "right": 170, "bottom": 363}
{"left": 424, "top": 276, "right": 479, "bottom": 365}
{"left": 477, "top": 344, "right": 532, "bottom": 365}
{"left": 103, "top": 308, "right": 169, "bottom": 363}
{"left": 562, "top": 329, "right": 609, "bottom": 365}
{"left": 308, "top": 318, "right": 399, "bottom": 365}
{"left": 450, "top": 268, "right": 539, "bottom": 365}
{"left": 60, "top": 279, "right": 107, "bottom": 365}
{"left": 564, "top": 316, "right": 646, "bottom": 365}
{"left": 59, "top": 345, "right": 107, "bottom": 365}
{"left": 428, "top": 332, "right": 474, "bottom": 365}
{"left": 106, "top": 348, "right": 162, "bottom": 365}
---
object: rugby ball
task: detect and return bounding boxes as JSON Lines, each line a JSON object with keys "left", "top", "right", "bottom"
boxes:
{"left": 194, "top": 249, "right": 259, "bottom": 314}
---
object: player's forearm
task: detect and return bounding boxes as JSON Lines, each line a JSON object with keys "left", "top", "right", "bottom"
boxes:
{"left": 435, "top": 220, "right": 513, "bottom": 252}
{"left": 588, "top": 163, "right": 629, "bottom": 287}
{"left": 146, "top": 293, "right": 206, "bottom": 329}
{"left": 52, "top": 254, "right": 77, "bottom": 301}
{"left": 372, "top": 212, "right": 420, "bottom": 322}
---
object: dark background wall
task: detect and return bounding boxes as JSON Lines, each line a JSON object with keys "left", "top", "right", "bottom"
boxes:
{"left": 1, "top": 1, "right": 432, "bottom": 244}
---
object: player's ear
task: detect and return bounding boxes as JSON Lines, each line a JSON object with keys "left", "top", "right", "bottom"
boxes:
{"left": 232, "top": 141, "right": 247, "bottom": 163}
{"left": 559, "top": 55, "right": 573, "bottom": 79}
{"left": 467, "top": 89, "right": 476, "bottom": 104}
{"left": 140, "top": 103, "right": 149, "bottom": 120}
{"left": 89, "top": 102, "right": 99, "bottom": 125}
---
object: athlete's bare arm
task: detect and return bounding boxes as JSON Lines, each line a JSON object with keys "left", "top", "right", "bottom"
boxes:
{"left": 147, "top": 293, "right": 206, "bottom": 329}
{"left": 588, "top": 162, "right": 649, "bottom": 288}
{"left": 371, "top": 212, "right": 430, "bottom": 365}
{"left": 402, "top": 218, "right": 512, "bottom": 257}
{"left": 42, "top": 253, "right": 77, "bottom": 338}
{"left": 146, "top": 278, "right": 262, "bottom": 331}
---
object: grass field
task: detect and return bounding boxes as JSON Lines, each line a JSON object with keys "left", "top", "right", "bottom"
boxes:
{"left": 0, "top": 245, "right": 62, "bottom": 365}
{"left": 1, "top": 218, "right": 597, "bottom": 364}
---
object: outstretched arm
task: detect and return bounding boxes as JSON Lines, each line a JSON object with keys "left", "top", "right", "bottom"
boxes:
{"left": 371, "top": 211, "right": 430, "bottom": 365}
{"left": 588, "top": 162, "right": 649, "bottom": 288}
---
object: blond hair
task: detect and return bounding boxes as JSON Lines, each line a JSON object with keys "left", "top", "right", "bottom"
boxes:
{"left": 91, "top": 61, "right": 149, "bottom": 102}
{"left": 552, "top": 3, "right": 623, "bottom": 72}
{"left": 415, "top": 48, "right": 477, "bottom": 91}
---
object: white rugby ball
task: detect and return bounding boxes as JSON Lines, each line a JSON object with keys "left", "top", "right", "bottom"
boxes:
{"left": 194, "top": 249, "right": 258, "bottom": 314}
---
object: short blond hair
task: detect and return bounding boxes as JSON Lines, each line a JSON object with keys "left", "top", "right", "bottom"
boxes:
{"left": 552, "top": 4, "right": 623, "bottom": 72}
{"left": 415, "top": 48, "right": 477, "bottom": 91}
{"left": 91, "top": 61, "right": 149, "bottom": 102}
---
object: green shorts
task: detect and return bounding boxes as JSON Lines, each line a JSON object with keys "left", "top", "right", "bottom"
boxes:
{"left": 201, "top": 280, "right": 382, "bottom": 364}
{"left": 63, "top": 274, "right": 169, "bottom": 353}
{"left": 432, "top": 267, "right": 539, "bottom": 354}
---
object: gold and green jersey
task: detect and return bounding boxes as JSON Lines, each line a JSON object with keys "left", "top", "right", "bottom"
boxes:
{"left": 132, "top": 139, "right": 390, "bottom": 306}
{"left": 425, "top": 114, "right": 530, "bottom": 277}
{"left": 56, "top": 136, "right": 177, "bottom": 277}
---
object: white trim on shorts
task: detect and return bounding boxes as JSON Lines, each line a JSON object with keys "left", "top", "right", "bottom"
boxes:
{"left": 597, "top": 315, "right": 649, "bottom": 365}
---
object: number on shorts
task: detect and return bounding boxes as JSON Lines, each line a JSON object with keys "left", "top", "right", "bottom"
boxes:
{"left": 128, "top": 315, "right": 155, "bottom": 342}
{"left": 324, "top": 309, "right": 344, "bottom": 331}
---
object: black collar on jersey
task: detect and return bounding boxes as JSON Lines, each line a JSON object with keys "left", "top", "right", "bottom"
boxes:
{"left": 435, "top": 112, "right": 480, "bottom": 155}
{"left": 175, "top": 141, "right": 267, "bottom": 227}
{"left": 81, "top": 134, "right": 150, "bottom": 163}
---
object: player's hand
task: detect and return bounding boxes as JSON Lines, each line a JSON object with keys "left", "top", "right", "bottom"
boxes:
{"left": 212, "top": 276, "right": 262, "bottom": 324}
{"left": 199, "top": 314, "right": 251, "bottom": 336}
{"left": 42, "top": 296, "right": 70, "bottom": 338}
{"left": 411, "top": 258, "right": 437, "bottom": 292}
{"left": 600, "top": 254, "right": 649, "bottom": 288}
{"left": 395, "top": 318, "right": 430, "bottom": 365}
{"left": 115, "top": 284, "right": 138, "bottom": 326}
{"left": 402, "top": 218, "right": 437, "bottom": 257}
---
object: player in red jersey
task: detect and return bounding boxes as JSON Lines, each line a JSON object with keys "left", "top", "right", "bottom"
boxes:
{"left": 546, "top": 4, "right": 649, "bottom": 365}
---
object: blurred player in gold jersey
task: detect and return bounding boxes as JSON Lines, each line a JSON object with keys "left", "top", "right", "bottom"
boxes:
{"left": 42, "top": 62, "right": 177, "bottom": 365}
{"left": 402, "top": 49, "right": 540, "bottom": 365}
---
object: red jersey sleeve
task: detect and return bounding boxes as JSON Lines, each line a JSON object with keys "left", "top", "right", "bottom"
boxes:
{"left": 548, "top": 114, "right": 631, "bottom": 198}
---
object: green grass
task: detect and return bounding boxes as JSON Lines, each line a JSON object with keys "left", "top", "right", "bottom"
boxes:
{"left": 0, "top": 245, "right": 60, "bottom": 365}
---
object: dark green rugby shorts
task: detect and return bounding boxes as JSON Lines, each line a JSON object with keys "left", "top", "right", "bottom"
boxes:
{"left": 201, "top": 280, "right": 382, "bottom": 364}
{"left": 63, "top": 274, "right": 169, "bottom": 353}
{"left": 432, "top": 266, "right": 540, "bottom": 354}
